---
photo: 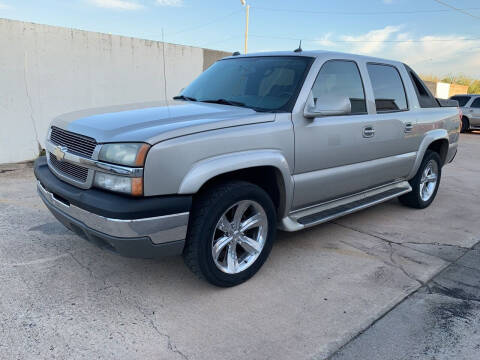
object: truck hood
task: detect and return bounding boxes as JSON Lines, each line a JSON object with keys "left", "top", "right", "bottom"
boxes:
{"left": 51, "top": 100, "right": 276, "bottom": 144}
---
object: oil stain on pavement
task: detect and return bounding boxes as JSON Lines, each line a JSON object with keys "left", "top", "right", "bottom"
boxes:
{"left": 330, "top": 243, "right": 480, "bottom": 360}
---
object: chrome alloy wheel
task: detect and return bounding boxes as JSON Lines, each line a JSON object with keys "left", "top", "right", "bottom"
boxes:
{"left": 211, "top": 200, "right": 268, "bottom": 274}
{"left": 420, "top": 160, "right": 439, "bottom": 202}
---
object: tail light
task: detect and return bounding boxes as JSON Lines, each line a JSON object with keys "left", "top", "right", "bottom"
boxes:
{"left": 458, "top": 108, "right": 463, "bottom": 130}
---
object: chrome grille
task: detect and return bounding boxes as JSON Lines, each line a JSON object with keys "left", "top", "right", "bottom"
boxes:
{"left": 49, "top": 152, "right": 89, "bottom": 182}
{"left": 50, "top": 126, "right": 97, "bottom": 158}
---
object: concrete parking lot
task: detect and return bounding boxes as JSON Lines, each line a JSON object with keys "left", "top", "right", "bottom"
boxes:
{"left": 1, "top": 134, "right": 479, "bottom": 360}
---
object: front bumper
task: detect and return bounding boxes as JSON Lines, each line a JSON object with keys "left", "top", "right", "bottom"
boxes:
{"left": 34, "top": 157, "right": 192, "bottom": 258}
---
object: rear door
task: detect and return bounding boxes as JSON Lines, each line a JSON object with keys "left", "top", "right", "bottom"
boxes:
{"left": 365, "top": 63, "right": 418, "bottom": 176}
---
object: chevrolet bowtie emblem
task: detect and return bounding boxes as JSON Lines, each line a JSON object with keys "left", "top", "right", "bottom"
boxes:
{"left": 53, "top": 145, "right": 68, "bottom": 161}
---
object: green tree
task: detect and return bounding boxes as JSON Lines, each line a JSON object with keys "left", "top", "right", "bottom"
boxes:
{"left": 440, "top": 74, "right": 480, "bottom": 94}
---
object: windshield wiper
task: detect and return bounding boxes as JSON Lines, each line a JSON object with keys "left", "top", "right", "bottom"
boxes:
{"left": 173, "top": 95, "right": 197, "bottom": 101}
{"left": 200, "top": 98, "right": 247, "bottom": 107}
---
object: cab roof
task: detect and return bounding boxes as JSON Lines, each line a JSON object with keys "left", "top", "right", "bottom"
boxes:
{"left": 223, "top": 50, "right": 404, "bottom": 67}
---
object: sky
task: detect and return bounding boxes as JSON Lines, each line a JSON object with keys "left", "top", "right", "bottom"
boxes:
{"left": 1, "top": 0, "right": 479, "bottom": 78}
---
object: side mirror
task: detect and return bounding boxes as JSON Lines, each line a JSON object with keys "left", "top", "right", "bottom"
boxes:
{"left": 304, "top": 92, "right": 351, "bottom": 118}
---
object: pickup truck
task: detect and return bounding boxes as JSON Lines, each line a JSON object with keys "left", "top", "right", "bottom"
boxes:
{"left": 34, "top": 50, "right": 460, "bottom": 287}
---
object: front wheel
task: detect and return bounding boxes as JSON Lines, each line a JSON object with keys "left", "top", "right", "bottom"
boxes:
{"left": 399, "top": 150, "right": 442, "bottom": 209}
{"left": 183, "top": 181, "right": 276, "bottom": 287}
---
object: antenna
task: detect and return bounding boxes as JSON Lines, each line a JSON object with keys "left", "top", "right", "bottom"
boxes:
{"left": 294, "top": 40, "right": 302, "bottom": 53}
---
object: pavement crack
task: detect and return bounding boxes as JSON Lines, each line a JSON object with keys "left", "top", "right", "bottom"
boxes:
{"left": 332, "top": 222, "right": 474, "bottom": 251}
{"left": 332, "top": 222, "right": 401, "bottom": 245}
{"left": 403, "top": 241, "right": 472, "bottom": 250}
{"left": 67, "top": 251, "right": 96, "bottom": 280}
{"left": 107, "top": 284, "right": 189, "bottom": 360}
{"left": 333, "top": 222, "right": 471, "bottom": 266}
{"left": 336, "top": 239, "right": 425, "bottom": 289}
{"left": 133, "top": 303, "right": 189, "bottom": 360}
{"left": 387, "top": 243, "right": 427, "bottom": 289}
{"left": 335, "top": 226, "right": 428, "bottom": 289}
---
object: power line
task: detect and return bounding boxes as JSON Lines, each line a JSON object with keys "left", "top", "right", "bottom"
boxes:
{"left": 432, "top": 0, "right": 480, "bottom": 19}
{"left": 201, "top": 35, "right": 242, "bottom": 48}
{"left": 160, "top": 3, "right": 480, "bottom": 50}
{"left": 249, "top": 34, "right": 480, "bottom": 43}
{"left": 251, "top": 5, "right": 480, "bottom": 15}
{"left": 168, "top": 9, "right": 243, "bottom": 37}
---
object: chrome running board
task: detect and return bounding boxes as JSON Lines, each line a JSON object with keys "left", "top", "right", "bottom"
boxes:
{"left": 280, "top": 181, "right": 412, "bottom": 231}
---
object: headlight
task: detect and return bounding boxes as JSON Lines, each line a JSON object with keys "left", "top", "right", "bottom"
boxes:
{"left": 98, "top": 143, "right": 150, "bottom": 167}
{"left": 94, "top": 172, "right": 143, "bottom": 196}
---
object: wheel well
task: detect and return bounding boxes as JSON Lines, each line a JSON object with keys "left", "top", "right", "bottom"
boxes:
{"left": 462, "top": 116, "right": 470, "bottom": 126}
{"left": 195, "top": 166, "right": 285, "bottom": 219}
{"left": 427, "top": 139, "right": 449, "bottom": 165}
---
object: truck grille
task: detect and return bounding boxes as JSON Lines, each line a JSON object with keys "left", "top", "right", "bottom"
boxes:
{"left": 50, "top": 126, "right": 97, "bottom": 158}
{"left": 48, "top": 127, "right": 96, "bottom": 185}
{"left": 49, "top": 152, "right": 89, "bottom": 182}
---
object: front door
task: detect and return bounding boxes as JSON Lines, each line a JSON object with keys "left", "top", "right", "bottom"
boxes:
{"left": 469, "top": 98, "right": 480, "bottom": 126}
{"left": 292, "top": 59, "right": 415, "bottom": 210}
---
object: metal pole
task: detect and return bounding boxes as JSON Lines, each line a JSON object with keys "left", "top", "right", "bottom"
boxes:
{"left": 245, "top": 4, "right": 249, "bottom": 54}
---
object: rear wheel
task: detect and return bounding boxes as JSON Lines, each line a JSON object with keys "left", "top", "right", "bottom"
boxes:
{"left": 461, "top": 116, "right": 470, "bottom": 133}
{"left": 399, "top": 150, "right": 442, "bottom": 209}
{"left": 183, "top": 181, "right": 276, "bottom": 287}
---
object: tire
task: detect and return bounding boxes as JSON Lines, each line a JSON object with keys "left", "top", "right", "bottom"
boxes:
{"left": 460, "top": 116, "right": 469, "bottom": 133}
{"left": 183, "top": 181, "right": 276, "bottom": 287}
{"left": 399, "top": 150, "right": 442, "bottom": 209}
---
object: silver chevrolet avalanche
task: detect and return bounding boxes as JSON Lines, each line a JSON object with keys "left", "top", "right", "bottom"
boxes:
{"left": 35, "top": 50, "right": 461, "bottom": 286}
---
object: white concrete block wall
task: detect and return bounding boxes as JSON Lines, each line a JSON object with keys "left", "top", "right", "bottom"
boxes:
{"left": 0, "top": 18, "right": 225, "bottom": 164}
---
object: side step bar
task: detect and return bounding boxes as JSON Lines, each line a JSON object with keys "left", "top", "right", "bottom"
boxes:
{"left": 280, "top": 181, "right": 412, "bottom": 231}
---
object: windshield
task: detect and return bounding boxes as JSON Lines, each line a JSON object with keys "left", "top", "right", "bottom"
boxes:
{"left": 450, "top": 96, "right": 471, "bottom": 107}
{"left": 180, "top": 56, "right": 313, "bottom": 112}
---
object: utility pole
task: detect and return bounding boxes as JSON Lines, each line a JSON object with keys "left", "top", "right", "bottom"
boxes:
{"left": 240, "top": 0, "right": 250, "bottom": 54}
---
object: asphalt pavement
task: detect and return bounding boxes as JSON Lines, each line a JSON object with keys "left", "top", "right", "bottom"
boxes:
{"left": 0, "top": 133, "right": 479, "bottom": 360}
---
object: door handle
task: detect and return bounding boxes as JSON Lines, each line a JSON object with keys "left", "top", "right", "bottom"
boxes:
{"left": 363, "top": 126, "right": 375, "bottom": 138}
{"left": 405, "top": 122, "right": 413, "bottom": 133}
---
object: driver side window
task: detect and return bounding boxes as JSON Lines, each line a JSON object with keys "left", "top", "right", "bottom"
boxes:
{"left": 312, "top": 60, "right": 367, "bottom": 115}
{"left": 471, "top": 98, "right": 480, "bottom": 108}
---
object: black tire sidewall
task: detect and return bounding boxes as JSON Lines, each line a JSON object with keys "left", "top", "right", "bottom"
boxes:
{"left": 193, "top": 182, "right": 276, "bottom": 287}
{"left": 461, "top": 117, "right": 469, "bottom": 133}
{"left": 411, "top": 151, "right": 442, "bottom": 208}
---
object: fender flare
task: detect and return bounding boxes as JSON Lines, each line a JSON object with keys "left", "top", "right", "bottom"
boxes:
{"left": 407, "top": 129, "right": 449, "bottom": 179}
{"left": 178, "top": 150, "right": 294, "bottom": 218}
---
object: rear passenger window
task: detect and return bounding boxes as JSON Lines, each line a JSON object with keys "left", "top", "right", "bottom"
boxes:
{"left": 405, "top": 65, "right": 439, "bottom": 108}
{"left": 367, "top": 64, "right": 408, "bottom": 112}
{"left": 471, "top": 98, "right": 480, "bottom": 108}
{"left": 312, "top": 60, "right": 367, "bottom": 114}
